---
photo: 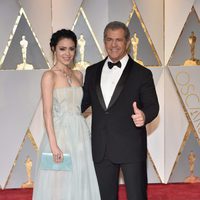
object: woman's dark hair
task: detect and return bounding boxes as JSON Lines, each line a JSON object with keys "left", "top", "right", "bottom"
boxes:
{"left": 50, "top": 29, "right": 77, "bottom": 52}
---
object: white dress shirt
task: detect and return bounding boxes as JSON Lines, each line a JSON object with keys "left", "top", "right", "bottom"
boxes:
{"left": 101, "top": 54, "right": 129, "bottom": 108}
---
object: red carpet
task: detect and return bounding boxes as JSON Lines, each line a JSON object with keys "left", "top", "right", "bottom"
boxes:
{"left": 0, "top": 183, "right": 200, "bottom": 200}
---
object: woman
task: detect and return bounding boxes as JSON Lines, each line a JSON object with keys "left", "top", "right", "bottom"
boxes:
{"left": 32, "top": 29, "right": 100, "bottom": 200}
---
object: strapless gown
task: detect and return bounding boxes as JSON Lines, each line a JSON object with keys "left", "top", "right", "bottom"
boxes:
{"left": 32, "top": 87, "right": 101, "bottom": 200}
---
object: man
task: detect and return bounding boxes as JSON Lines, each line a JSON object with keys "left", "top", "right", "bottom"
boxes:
{"left": 82, "top": 21, "right": 159, "bottom": 200}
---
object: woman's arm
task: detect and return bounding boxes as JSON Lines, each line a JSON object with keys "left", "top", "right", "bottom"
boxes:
{"left": 41, "top": 71, "right": 63, "bottom": 163}
{"left": 73, "top": 70, "right": 83, "bottom": 86}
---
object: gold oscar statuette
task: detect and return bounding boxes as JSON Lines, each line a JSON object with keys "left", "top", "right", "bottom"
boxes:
{"left": 184, "top": 151, "right": 200, "bottom": 183}
{"left": 16, "top": 35, "right": 34, "bottom": 70}
{"left": 131, "top": 33, "right": 144, "bottom": 66}
{"left": 21, "top": 156, "right": 34, "bottom": 188}
{"left": 75, "top": 34, "right": 90, "bottom": 70}
{"left": 184, "top": 32, "right": 200, "bottom": 66}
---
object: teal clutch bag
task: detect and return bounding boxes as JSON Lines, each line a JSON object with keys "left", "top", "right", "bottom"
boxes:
{"left": 40, "top": 153, "right": 72, "bottom": 171}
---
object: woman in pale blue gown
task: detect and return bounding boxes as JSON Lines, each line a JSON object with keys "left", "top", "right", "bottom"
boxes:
{"left": 32, "top": 29, "right": 101, "bottom": 200}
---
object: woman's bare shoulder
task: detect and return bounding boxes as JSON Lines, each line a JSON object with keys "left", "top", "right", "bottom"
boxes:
{"left": 73, "top": 70, "right": 83, "bottom": 84}
{"left": 73, "top": 70, "right": 83, "bottom": 79}
{"left": 41, "top": 70, "right": 56, "bottom": 84}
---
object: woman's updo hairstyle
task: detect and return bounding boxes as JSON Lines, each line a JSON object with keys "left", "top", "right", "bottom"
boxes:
{"left": 50, "top": 29, "right": 77, "bottom": 52}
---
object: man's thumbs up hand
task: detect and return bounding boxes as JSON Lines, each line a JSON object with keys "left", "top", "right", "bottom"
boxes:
{"left": 131, "top": 102, "right": 145, "bottom": 127}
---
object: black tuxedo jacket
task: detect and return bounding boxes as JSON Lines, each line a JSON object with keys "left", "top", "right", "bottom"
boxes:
{"left": 82, "top": 55, "right": 159, "bottom": 163}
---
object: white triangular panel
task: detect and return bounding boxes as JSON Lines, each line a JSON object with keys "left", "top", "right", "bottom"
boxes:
{"left": 135, "top": 0, "right": 164, "bottom": 65}
{"left": 82, "top": 0, "right": 108, "bottom": 54}
{"left": 164, "top": 68, "right": 189, "bottom": 183}
{"left": 82, "top": 0, "right": 133, "bottom": 55}
{"left": 108, "top": 0, "right": 132, "bottom": 21}
{"left": 149, "top": 67, "right": 163, "bottom": 85}
{"left": 29, "top": 100, "right": 44, "bottom": 148}
{"left": 147, "top": 68, "right": 165, "bottom": 182}
{"left": 147, "top": 155, "right": 161, "bottom": 183}
{"left": 108, "top": 0, "right": 133, "bottom": 24}
{"left": 169, "top": 66, "right": 200, "bottom": 139}
{"left": 165, "top": 0, "right": 195, "bottom": 65}
{"left": 52, "top": 0, "right": 83, "bottom": 31}
{"left": 0, "top": 70, "right": 44, "bottom": 188}
{"left": 0, "top": 1, "right": 20, "bottom": 58}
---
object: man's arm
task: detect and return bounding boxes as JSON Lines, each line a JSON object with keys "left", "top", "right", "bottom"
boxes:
{"left": 132, "top": 70, "right": 159, "bottom": 126}
{"left": 81, "top": 67, "right": 92, "bottom": 113}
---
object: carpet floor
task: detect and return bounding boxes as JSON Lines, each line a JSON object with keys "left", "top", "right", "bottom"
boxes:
{"left": 0, "top": 183, "right": 200, "bottom": 200}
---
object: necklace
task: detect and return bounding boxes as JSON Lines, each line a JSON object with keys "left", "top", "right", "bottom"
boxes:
{"left": 55, "top": 67, "right": 73, "bottom": 86}
{"left": 66, "top": 73, "right": 72, "bottom": 85}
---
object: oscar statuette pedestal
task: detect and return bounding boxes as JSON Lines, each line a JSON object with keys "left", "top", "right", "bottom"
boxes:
{"left": 17, "top": 63, "right": 34, "bottom": 70}
{"left": 184, "top": 58, "right": 200, "bottom": 66}
{"left": 184, "top": 175, "right": 200, "bottom": 183}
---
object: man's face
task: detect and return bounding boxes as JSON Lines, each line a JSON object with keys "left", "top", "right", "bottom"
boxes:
{"left": 104, "top": 28, "right": 130, "bottom": 63}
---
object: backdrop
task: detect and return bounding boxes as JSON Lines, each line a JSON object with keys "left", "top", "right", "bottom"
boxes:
{"left": 0, "top": 0, "right": 200, "bottom": 189}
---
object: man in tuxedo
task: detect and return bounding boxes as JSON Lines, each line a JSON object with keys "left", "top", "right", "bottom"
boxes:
{"left": 81, "top": 21, "right": 159, "bottom": 200}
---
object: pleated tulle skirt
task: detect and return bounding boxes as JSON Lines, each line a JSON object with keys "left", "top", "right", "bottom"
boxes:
{"left": 32, "top": 114, "right": 101, "bottom": 200}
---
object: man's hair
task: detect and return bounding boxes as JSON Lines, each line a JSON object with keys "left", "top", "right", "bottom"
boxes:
{"left": 104, "top": 21, "right": 130, "bottom": 41}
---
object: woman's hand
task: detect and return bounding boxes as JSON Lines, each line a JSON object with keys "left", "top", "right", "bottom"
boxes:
{"left": 51, "top": 145, "right": 63, "bottom": 163}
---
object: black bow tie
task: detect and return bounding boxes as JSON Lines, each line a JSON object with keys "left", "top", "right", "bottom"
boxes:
{"left": 107, "top": 61, "right": 121, "bottom": 69}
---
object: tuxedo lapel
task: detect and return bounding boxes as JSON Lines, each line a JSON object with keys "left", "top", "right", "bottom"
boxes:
{"left": 107, "top": 57, "right": 132, "bottom": 110}
{"left": 96, "top": 59, "right": 107, "bottom": 111}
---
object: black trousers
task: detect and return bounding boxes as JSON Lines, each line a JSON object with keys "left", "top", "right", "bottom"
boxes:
{"left": 94, "top": 159, "right": 147, "bottom": 200}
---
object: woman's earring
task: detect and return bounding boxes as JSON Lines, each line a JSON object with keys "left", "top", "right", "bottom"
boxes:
{"left": 53, "top": 52, "right": 57, "bottom": 65}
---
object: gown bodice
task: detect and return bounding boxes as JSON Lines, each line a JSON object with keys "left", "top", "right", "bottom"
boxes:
{"left": 52, "top": 86, "right": 83, "bottom": 118}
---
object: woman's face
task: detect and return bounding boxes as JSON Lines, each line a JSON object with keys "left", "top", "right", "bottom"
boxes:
{"left": 54, "top": 38, "right": 76, "bottom": 66}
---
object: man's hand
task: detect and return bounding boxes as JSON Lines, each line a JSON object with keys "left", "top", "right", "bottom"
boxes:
{"left": 131, "top": 102, "right": 145, "bottom": 127}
